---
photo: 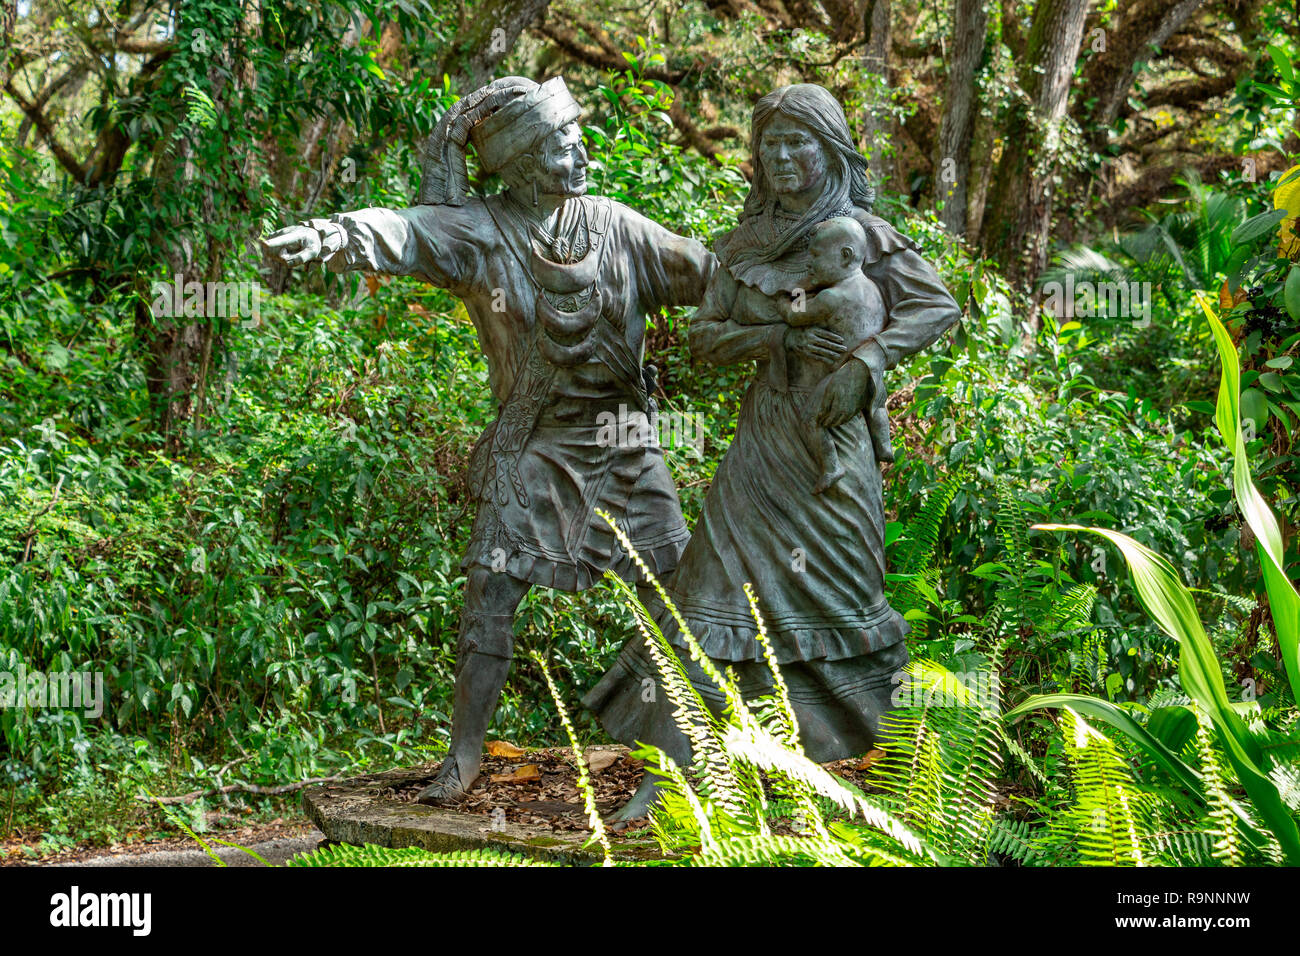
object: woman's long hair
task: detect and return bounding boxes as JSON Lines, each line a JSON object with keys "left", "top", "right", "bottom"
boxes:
{"left": 738, "top": 84, "right": 875, "bottom": 266}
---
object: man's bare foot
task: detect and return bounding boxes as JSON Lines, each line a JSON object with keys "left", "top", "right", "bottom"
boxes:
{"left": 606, "top": 772, "right": 667, "bottom": 831}
{"left": 415, "top": 759, "right": 476, "bottom": 806}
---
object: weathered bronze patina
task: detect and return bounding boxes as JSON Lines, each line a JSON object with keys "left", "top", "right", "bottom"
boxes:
{"left": 265, "top": 76, "right": 714, "bottom": 805}
{"left": 586, "top": 84, "right": 962, "bottom": 819}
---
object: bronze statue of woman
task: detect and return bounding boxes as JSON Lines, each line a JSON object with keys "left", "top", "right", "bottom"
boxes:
{"left": 585, "top": 84, "right": 962, "bottom": 820}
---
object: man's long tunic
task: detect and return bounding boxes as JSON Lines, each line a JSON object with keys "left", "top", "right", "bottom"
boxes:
{"left": 317, "top": 194, "right": 715, "bottom": 591}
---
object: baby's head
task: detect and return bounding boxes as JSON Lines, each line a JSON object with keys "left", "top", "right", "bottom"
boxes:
{"left": 808, "top": 216, "right": 867, "bottom": 286}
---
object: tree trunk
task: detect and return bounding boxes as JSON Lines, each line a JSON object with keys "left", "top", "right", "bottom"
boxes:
{"left": 965, "top": 0, "right": 1004, "bottom": 245}
{"left": 859, "top": 0, "right": 892, "bottom": 183}
{"left": 437, "top": 0, "right": 552, "bottom": 92}
{"left": 936, "top": 0, "right": 987, "bottom": 235}
{"left": 1, "top": 1, "right": 17, "bottom": 91}
{"left": 981, "top": 0, "right": 1089, "bottom": 285}
{"left": 1079, "top": 0, "right": 1206, "bottom": 137}
{"left": 138, "top": 5, "right": 249, "bottom": 450}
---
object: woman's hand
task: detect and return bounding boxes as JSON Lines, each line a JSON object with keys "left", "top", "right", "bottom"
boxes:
{"left": 784, "top": 325, "right": 844, "bottom": 363}
{"left": 814, "top": 358, "right": 870, "bottom": 427}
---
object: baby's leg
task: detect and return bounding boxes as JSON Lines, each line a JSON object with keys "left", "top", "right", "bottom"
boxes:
{"left": 866, "top": 363, "right": 894, "bottom": 463}
{"left": 813, "top": 427, "right": 846, "bottom": 494}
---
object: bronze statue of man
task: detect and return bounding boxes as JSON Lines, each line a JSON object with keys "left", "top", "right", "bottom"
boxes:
{"left": 265, "top": 76, "right": 714, "bottom": 803}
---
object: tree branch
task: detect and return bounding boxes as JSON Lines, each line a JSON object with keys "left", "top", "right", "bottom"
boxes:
{"left": 2, "top": 76, "right": 88, "bottom": 182}
{"left": 1107, "top": 140, "right": 1297, "bottom": 222}
{"left": 536, "top": 21, "right": 693, "bottom": 83}
{"left": 1162, "top": 34, "right": 1248, "bottom": 73}
{"left": 668, "top": 98, "right": 740, "bottom": 165}
{"left": 1124, "top": 73, "right": 1237, "bottom": 116}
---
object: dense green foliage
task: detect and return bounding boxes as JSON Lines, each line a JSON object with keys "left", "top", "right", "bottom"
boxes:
{"left": 291, "top": 315, "right": 1300, "bottom": 866}
{"left": 1, "top": 0, "right": 1298, "bottom": 864}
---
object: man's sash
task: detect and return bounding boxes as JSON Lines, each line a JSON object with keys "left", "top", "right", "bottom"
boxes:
{"left": 471, "top": 195, "right": 635, "bottom": 510}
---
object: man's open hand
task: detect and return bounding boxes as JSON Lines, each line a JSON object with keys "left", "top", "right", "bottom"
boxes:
{"left": 262, "top": 225, "right": 322, "bottom": 266}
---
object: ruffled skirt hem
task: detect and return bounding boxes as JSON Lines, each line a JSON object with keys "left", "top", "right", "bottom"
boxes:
{"left": 582, "top": 634, "right": 909, "bottom": 765}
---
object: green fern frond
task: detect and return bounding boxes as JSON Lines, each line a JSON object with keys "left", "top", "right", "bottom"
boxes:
{"left": 1144, "top": 824, "right": 1220, "bottom": 867}
{"left": 1145, "top": 688, "right": 1193, "bottom": 711}
{"left": 865, "top": 657, "right": 1004, "bottom": 863}
{"left": 600, "top": 567, "right": 749, "bottom": 820}
{"left": 646, "top": 751, "right": 716, "bottom": 846}
{"left": 695, "top": 833, "right": 874, "bottom": 867}
{"left": 993, "top": 477, "right": 1032, "bottom": 574}
{"left": 1193, "top": 712, "right": 1242, "bottom": 866}
{"left": 1056, "top": 708, "right": 1149, "bottom": 866}
{"left": 999, "top": 727, "right": 1050, "bottom": 787}
{"left": 719, "top": 723, "right": 932, "bottom": 858}
{"left": 1270, "top": 763, "right": 1300, "bottom": 813}
{"left": 287, "top": 844, "right": 557, "bottom": 867}
{"left": 897, "top": 473, "right": 962, "bottom": 576}
{"left": 745, "top": 581, "right": 802, "bottom": 754}
{"left": 1044, "top": 583, "right": 1098, "bottom": 634}
{"left": 529, "top": 651, "right": 613, "bottom": 865}
{"left": 987, "top": 817, "right": 1052, "bottom": 867}
{"left": 1189, "top": 588, "right": 1257, "bottom": 616}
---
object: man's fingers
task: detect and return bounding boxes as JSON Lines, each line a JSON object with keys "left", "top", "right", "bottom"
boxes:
{"left": 262, "top": 231, "right": 301, "bottom": 250}
{"left": 282, "top": 249, "right": 314, "bottom": 265}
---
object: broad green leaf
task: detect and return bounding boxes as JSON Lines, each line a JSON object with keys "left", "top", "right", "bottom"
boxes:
{"left": 1034, "top": 520, "right": 1300, "bottom": 863}
{"left": 1006, "top": 693, "right": 1202, "bottom": 794}
{"left": 1146, "top": 704, "right": 1199, "bottom": 754}
{"left": 1285, "top": 265, "right": 1300, "bottom": 323}
{"left": 1199, "top": 293, "right": 1300, "bottom": 710}
{"left": 1241, "top": 388, "right": 1269, "bottom": 431}
{"left": 1268, "top": 44, "right": 1296, "bottom": 85}
{"left": 1230, "top": 208, "right": 1287, "bottom": 246}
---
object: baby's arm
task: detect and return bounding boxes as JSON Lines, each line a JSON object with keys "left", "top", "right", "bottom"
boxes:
{"left": 781, "top": 286, "right": 836, "bottom": 327}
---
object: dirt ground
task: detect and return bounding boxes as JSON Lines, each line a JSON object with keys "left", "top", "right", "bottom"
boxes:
{"left": 4, "top": 744, "right": 881, "bottom": 865}
{"left": 3, "top": 818, "right": 321, "bottom": 867}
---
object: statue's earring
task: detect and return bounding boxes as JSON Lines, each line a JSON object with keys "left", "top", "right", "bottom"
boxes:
{"left": 531, "top": 180, "right": 539, "bottom": 207}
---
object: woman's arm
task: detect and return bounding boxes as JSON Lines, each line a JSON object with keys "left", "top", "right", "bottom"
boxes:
{"left": 851, "top": 246, "right": 961, "bottom": 377}
{"left": 688, "top": 268, "right": 781, "bottom": 366}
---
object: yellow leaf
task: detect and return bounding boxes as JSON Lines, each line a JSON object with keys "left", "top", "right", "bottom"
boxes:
{"left": 485, "top": 740, "right": 526, "bottom": 758}
{"left": 1274, "top": 165, "right": 1300, "bottom": 258}
{"left": 1218, "top": 279, "right": 1232, "bottom": 310}
{"left": 489, "top": 764, "right": 540, "bottom": 784}
{"left": 855, "top": 749, "right": 886, "bottom": 771}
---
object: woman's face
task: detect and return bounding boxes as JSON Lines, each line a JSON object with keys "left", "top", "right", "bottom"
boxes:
{"left": 758, "top": 116, "right": 827, "bottom": 199}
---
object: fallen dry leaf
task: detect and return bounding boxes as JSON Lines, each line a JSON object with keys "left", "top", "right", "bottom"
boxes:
{"left": 486, "top": 740, "right": 526, "bottom": 758}
{"left": 584, "top": 750, "right": 620, "bottom": 773}
{"left": 855, "top": 749, "right": 886, "bottom": 771}
{"left": 490, "top": 764, "right": 541, "bottom": 784}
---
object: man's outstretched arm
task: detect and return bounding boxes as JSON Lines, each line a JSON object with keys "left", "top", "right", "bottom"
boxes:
{"left": 263, "top": 205, "right": 483, "bottom": 290}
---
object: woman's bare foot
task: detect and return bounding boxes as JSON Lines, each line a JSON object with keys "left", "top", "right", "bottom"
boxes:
{"left": 606, "top": 771, "right": 668, "bottom": 831}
